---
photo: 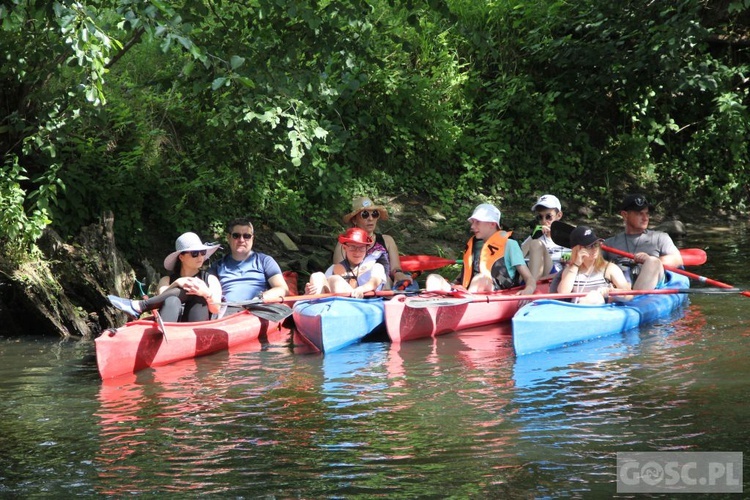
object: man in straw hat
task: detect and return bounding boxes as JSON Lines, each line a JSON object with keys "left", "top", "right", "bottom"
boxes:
{"left": 425, "top": 203, "right": 536, "bottom": 294}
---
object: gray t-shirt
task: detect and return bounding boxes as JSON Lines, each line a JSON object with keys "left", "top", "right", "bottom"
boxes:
{"left": 602, "top": 230, "right": 679, "bottom": 282}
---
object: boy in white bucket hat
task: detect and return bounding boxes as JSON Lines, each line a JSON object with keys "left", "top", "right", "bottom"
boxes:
{"left": 425, "top": 203, "right": 536, "bottom": 294}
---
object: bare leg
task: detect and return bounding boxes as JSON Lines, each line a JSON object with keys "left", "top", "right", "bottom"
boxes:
{"left": 305, "top": 272, "right": 331, "bottom": 295}
{"left": 468, "top": 275, "right": 494, "bottom": 293}
{"left": 633, "top": 257, "right": 664, "bottom": 290}
{"left": 523, "top": 239, "right": 552, "bottom": 281}
{"left": 328, "top": 275, "right": 355, "bottom": 294}
{"left": 425, "top": 273, "right": 453, "bottom": 292}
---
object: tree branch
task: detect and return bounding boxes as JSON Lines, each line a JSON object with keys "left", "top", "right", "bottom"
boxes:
{"left": 106, "top": 27, "right": 146, "bottom": 69}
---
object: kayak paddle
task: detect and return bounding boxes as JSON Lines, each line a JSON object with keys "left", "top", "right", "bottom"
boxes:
{"left": 551, "top": 221, "right": 750, "bottom": 297}
{"left": 136, "top": 277, "right": 168, "bottom": 341}
{"left": 400, "top": 255, "right": 462, "bottom": 272}
{"left": 404, "top": 287, "right": 742, "bottom": 308}
{"left": 401, "top": 245, "right": 705, "bottom": 273}
{"left": 223, "top": 289, "right": 407, "bottom": 307}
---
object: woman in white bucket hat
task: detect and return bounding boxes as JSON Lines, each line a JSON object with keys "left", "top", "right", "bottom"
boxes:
{"left": 108, "top": 232, "right": 222, "bottom": 322}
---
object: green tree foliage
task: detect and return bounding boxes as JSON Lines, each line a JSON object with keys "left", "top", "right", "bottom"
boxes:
{"left": 1, "top": 0, "right": 749, "bottom": 265}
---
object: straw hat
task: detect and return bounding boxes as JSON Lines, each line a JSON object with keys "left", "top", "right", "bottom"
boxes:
{"left": 163, "top": 232, "right": 221, "bottom": 271}
{"left": 342, "top": 196, "right": 389, "bottom": 224}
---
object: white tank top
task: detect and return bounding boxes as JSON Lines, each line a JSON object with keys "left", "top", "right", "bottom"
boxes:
{"left": 570, "top": 264, "right": 611, "bottom": 303}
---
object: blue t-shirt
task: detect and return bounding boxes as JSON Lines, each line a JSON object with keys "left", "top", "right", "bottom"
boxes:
{"left": 210, "top": 252, "right": 282, "bottom": 302}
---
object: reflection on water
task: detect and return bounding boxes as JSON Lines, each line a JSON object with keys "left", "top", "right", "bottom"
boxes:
{"left": 2, "top": 223, "right": 750, "bottom": 496}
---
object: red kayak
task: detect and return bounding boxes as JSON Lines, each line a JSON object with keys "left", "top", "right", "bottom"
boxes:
{"left": 384, "top": 279, "right": 551, "bottom": 343}
{"left": 95, "top": 311, "right": 288, "bottom": 380}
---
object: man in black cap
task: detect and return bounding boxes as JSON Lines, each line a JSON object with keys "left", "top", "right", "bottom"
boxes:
{"left": 602, "top": 194, "right": 683, "bottom": 289}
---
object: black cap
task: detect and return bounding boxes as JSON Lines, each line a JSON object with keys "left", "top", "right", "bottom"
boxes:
{"left": 569, "top": 225, "right": 602, "bottom": 247}
{"left": 621, "top": 193, "right": 655, "bottom": 212}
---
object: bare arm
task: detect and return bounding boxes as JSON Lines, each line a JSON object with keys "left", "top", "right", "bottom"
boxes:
{"left": 661, "top": 252, "right": 683, "bottom": 268}
{"left": 515, "top": 264, "right": 536, "bottom": 295}
{"left": 605, "top": 263, "right": 633, "bottom": 302}
{"left": 156, "top": 275, "right": 172, "bottom": 295}
{"left": 556, "top": 246, "right": 584, "bottom": 294}
{"left": 332, "top": 242, "right": 345, "bottom": 265}
{"left": 205, "top": 274, "right": 222, "bottom": 314}
{"left": 263, "top": 273, "right": 289, "bottom": 301}
{"left": 382, "top": 235, "right": 411, "bottom": 282}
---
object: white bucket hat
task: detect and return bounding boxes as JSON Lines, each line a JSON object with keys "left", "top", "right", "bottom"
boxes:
{"left": 163, "top": 232, "right": 220, "bottom": 271}
{"left": 467, "top": 203, "right": 501, "bottom": 226}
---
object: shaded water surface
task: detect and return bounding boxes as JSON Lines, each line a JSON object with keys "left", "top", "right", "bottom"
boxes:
{"left": 1, "top": 223, "right": 749, "bottom": 497}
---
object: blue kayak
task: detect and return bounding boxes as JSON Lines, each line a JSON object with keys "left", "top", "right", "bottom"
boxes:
{"left": 292, "top": 297, "right": 386, "bottom": 353}
{"left": 512, "top": 271, "right": 690, "bottom": 355}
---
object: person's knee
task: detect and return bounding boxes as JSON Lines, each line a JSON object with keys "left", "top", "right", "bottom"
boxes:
{"left": 425, "top": 273, "right": 451, "bottom": 292}
{"left": 468, "top": 274, "right": 493, "bottom": 293}
{"left": 164, "top": 295, "right": 182, "bottom": 307}
{"left": 328, "top": 275, "right": 352, "bottom": 293}
{"left": 633, "top": 257, "right": 663, "bottom": 290}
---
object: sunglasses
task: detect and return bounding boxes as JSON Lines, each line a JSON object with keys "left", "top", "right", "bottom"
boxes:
{"left": 181, "top": 250, "right": 207, "bottom": 257}
{"left": 231, "top": 233, "right": 254, "bottom": 240}
{"left": 535, "top": 212, "right": 556, "bottom": 221}
{"left": 360, "top": 210, "right": 380, "bottom": 220}
{"left": 583, "top": 241, "right": 600, "bottom": 249}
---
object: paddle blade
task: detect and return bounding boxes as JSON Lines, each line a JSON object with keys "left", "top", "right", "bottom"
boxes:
{"left": 154, "top": 311, "right": 167, "bottom": 341}
{"left": 681, "top": 248, "right": 707, "bottom": 266}
{"left": 244, "top": 303, "right": 293, "bottom": 322}
{"left": 550, "top": 221, "right": 574, "bottom": 247}
{"left": 400, "top": 255, "right": 459, "bottom": 272}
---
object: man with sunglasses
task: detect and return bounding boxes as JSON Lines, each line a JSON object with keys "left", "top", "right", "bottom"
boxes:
{"left": 210, "top": 217, "right": 289, "bottom": 311}
{"left": 602, "top": 193, "right": 683, "bottom": 290}
{"left": 521, "top": 194, "right": 570, "bottom": 279}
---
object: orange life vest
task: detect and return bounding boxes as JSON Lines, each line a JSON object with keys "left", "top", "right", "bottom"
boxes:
{"left": 461, "top": 231, "right": 515, "bottom": 290}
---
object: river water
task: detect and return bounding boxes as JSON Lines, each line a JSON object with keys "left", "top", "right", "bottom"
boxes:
{"left": 1, "top": 223, "right": 749, "bottom": 497}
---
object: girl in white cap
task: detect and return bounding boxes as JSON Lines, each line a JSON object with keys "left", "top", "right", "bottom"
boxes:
{"left": 108, "top": 232, "right": 222, "bottom": 322}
